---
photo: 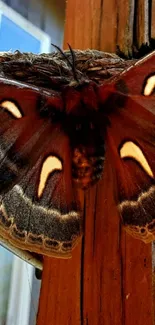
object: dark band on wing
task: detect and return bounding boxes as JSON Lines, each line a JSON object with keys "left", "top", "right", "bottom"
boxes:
{"left": 119, "top": 185, "right": 155, "bottom": 242}
{"left": 0, "top": 185, "right": 82, "bottom": 257}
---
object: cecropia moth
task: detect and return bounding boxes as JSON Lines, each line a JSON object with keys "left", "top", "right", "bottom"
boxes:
{"left": 0, "top": 48, "right": 155, "bottom": 266}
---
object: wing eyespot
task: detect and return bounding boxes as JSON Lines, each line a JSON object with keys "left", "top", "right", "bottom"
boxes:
{"left": 38, "top": 156, "right": 62, "bottom": 198}
{"left": 120, "top": 141, "right": 153, "bottom": 178}
{"left": 0, "top": 100, "right": 22, "bottom": 118}
{"left": 143, "top": 75, "right": 155, "bottom": 96}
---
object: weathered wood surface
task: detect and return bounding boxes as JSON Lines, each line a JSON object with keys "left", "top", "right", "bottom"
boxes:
{"left": 151, "top": 0, "right": 155, "bottom": 39}
{"left": 37, "top": 0, "right": 154, "bottom": 324}
{"left": 135, "top": 0, "right": 149, "bottom": 47}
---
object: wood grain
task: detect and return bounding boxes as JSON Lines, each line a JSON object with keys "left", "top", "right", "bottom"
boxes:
{"left": 63, "top": 0, "right": 142, "bottom": 55}
{"left": 82, "top": 174, "right": 123, "bottom": 324}
{"left": 37, "top": 244, "right": 82, "bottom": 325}
{"left": 135, "top": 0, "right": 149, "bottom": 47}
{"left": 64, "top": 0, "right": 104, "bottom": 50}
{"left": 151, "top": 0, "right": 155, "bottom": 39}
{"left": 116, "top": 0, "right": 135, "bottom": 56}
{"left": 121, "top": 233, "right": 152, "bottom": 325}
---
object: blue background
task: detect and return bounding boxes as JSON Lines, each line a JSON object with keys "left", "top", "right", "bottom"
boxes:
{"left": 0, "top": 15, "right": 41, "bottom": 53}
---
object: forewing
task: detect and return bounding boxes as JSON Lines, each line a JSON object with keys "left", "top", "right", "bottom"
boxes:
{"left": 0, "top": 79, "right": 82, "bottom": 257}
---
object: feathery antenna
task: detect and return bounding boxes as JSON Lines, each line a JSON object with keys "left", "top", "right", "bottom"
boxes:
{"left": 51, "top": 43, "right": 78, "bottom": 82}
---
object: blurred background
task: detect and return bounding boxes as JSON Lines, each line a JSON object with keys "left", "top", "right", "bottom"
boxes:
{"left": 0, "top": 0, "right": 66, "bottom": 324}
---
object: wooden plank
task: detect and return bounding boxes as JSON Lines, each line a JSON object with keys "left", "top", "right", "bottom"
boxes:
{"left": 116, "top": 0, "right": 135, "bottom": 56}
{"left": 37, "top": 0, "right": 153, "bottom": 324}
{"left": 64, "top": 0, "right": 104, "bottom": 50}
{"left": 151, "top": 0, "right": 155, "bottom": 39}
{"left": 122, "top": 233, "right": 152, "bottom": 325}
{"left": 37, "top": 244, "right": 82, "bottom": 325}
{"left": 98, "top": 0, "right": 117, "bottom": 53}
{"left": 135, "top": 0, "right": 149, "bottom": 48}
{"left": 82, "top": 178, "right": 122, "bottom": 324}
{"left": 64, "top": 0, "right": 136, "bottom": 55}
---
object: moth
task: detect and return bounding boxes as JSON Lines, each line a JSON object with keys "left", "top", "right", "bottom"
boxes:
{"left": 0, "top": 47, "right": 155, "bottom": 264}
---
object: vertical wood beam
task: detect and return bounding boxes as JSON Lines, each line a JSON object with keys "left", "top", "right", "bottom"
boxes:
{"left": 37, "top": 1, "right": 153, "bottom": 324}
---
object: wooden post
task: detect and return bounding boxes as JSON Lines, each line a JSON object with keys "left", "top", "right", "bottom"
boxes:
{"left": 37, "top": 1, "right": 153, "bottom": 324}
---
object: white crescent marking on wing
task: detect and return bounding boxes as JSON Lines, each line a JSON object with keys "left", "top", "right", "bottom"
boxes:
{"left": 143, "top": 75, "right": 155, "bottom": 96}
{"left": 120, "top": 141, "right": 153, "bottom": 178}
{"left": 0, "top": 100, "right": 22, "bottom": 118}
{"left": 38, "top": 156, "right": 62, "bottom": 198}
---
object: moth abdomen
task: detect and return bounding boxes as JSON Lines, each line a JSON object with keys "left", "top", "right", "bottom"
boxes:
{"left": 72, "top": 144, "right": 105, "bottom": 189}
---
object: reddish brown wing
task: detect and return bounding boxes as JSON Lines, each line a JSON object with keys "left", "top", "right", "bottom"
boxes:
{"left": 0, "top": 79, "right": 82, "bottom": 257}
{"left": 99, "top": 51, "right": 155, "bottom": 242}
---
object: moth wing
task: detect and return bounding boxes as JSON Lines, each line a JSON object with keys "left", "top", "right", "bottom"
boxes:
{"left": 0, "top": 80, "right": 82, "bottom": 258}
{"left": 99, "top": 51, "right": 155, "bottom": 242}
